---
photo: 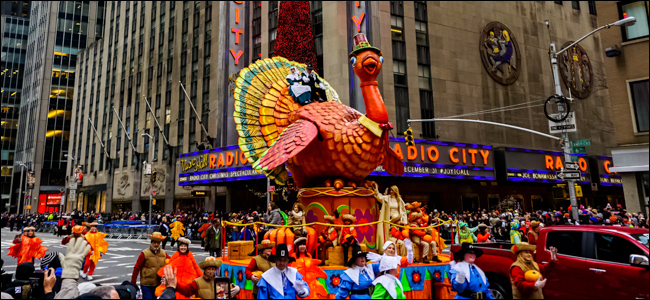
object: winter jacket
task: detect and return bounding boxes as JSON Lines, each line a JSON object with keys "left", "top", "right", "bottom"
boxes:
{"left": 205, "top": 225, "right": 220, "bottom": 251}
{"left": 265, "top": 209, "right": 283, "bottom": 227}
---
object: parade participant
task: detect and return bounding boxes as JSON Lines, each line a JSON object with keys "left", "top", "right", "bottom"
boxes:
{"left": 287, "top": 203, "right": 307, "bottom": 237}
{"left": 230, "top": 213, "right": 241, "bottom": 242}
{"left": 175, "top": 257, "right": 241, "bottom": 299}
{"left": 170, "top": 219, "right": 185, "bottom": 248}
{"left": 510, "top": 243, "right": 558, "bottom": 299}
{"left": 510, "top": 221, "right": 522, "bottom": 244}
{"left": 527, "top": 221, "right": 541, "bottom": 245}
{"left": 290, "top": 238, "right": 328, "bottom": 299}
{"left": 405, "top": 203, "right": 442, "bottom": 263}
{"left": 371, "top": 256, "right": 406, "bottom": 299}
{"left": 455, "top": 222, "right": 478, "bottom": 244}
{"left": 340, "top": 214, "right": 360, "bottom": 264}
{"left": 366, "top": 241, "right": 412, "bottom": 275}
{"left": 336, "top": 247, "right": 377, "bottom": 299}
{"left": 246, "top": 240, "right": 276, "bottom": 298}
{"left": 373, "top": 185, "right": 408, "bottom": 256}
{"left": 286, "top": 66, "right": 313, "bottom": 105}
{"left": 317, "top": 215, "right": 339, "bottom": 264}
{"left": 417, "top": 205, "right": 446, "bottom": 262}
{"left": 8, "top": 226, "right": 48, "bottom": 265}
{"left": 198, "top": 217, "right": 210, "bottom": 250}
{"left": 257, "top": 244, "right": 310, "bottom": 299}
{"left": 158, "top": 219, "right": 171, "bottom": 250}
{"left": 131, "top": 232, "right": 171, "bottom": 300}
{"left": 57, "top": 216, "right": 73, "bottom": 237}
{"left": 156, "top": 237, "right": 203, "bottom": 299}
{"left": 450, "top": 243, "right": 493, "bottom": 299}
{"left": 61, "top": 225, "right": 85, "bottom": 245}
{"left": 205, "top": 218, "right": 221, "bottom": 257}
{"left": 240, "top": 218, "right": 257, "bottom": 241}
{"left": 476, "top": 224, "right": 491, "bottom": 243}
{"left": 301, "top": 63, "right": 327, "bottom": 102}
{"left": 80, "top": 223, "right": 109, "bottom": 281}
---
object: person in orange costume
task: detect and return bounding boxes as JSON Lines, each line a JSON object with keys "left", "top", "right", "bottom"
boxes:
{"left": 340, "top": 214, "right": 360, "bottom": 265}
{"left": 198, "top": 217, "right": 210, "bottom": 250}
{"left": 476, "top": 224, "right": 491, "bottom": 243}
{"left": 510, "top": 242, "right": 558, "bottom": 299}
{"left": 81, "top": 223, "right": 109, "bottom": 281}
{"left": 317, "top": 215, "right": 339, "bottom": 265}
{"left": 8, "top": 226, "right": 48, "bottom": 265}
{"left": 290, "top": 237, "right": 328, "bottom": 299}
{"left": 154, "top": 237, "right": 202, "bottom": 299}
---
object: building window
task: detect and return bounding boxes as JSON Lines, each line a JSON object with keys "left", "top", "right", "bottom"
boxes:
{"left": 395, "top": 87, "right": 410, "bottom": 134}
{"left": 268, "top": 1, "right": 279, "bottom": 57}
{"left": 619, "top": 1, "right": 649, "bottom": 41}
{"left": 554, "top": 1, "right": 563, "bottom": 5}
{"left": 588, "top": 1, "right": 597, "bottom": 15}
{"left": 311, "top": 1, "right": 323, "bottom": 75}
{"left": 390, "top": 16, "right": 404, "bottom": 41}
{"left": 571, "top": 1, "right": 580, "bottom": 10}
{"left": 420, "top": 90, "right": 435, "bottom": 139}
{"left": 629, "top": 79, "right": 649, "bottom": 133}
{"left": 418, "top": 65, "right": 431, "bottom": 90}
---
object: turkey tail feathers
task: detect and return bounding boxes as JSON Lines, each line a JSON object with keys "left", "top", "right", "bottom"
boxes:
{"left": 234, "top": 57, "right": 340, "bottom": 184}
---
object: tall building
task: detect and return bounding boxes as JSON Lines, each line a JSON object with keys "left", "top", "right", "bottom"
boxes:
{"left": 1, "top": 2, "right": 30, "bottom": 210}
{"left": 64, "top": 1, "right": 624, "bottom": 215}
{"left": 12, "top": 1, "right": 105, "bottom": 214}
{"left": 596, "top": 1, "right": 649, "bottom": 213}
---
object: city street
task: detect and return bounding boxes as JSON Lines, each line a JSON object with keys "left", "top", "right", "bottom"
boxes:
{"left": 0, "top": 228, "right": 211, "bottom": 286}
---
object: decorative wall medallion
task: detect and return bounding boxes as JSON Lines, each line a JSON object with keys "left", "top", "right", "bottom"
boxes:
{"left": 480, "top": 22, "right": 521, "bottom": 85}
{"left": 117, "top": 174, "right": 130, "bottom": 196}
{"left": 558, "top": 42, "right": 592, "bottom": 99}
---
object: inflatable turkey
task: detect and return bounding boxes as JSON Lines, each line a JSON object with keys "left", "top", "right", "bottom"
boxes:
{"left": 234, "top": 34, "right": 404, "bottom": 188}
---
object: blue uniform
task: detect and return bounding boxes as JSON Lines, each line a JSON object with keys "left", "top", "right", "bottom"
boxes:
{"left": 335, "top": 264, "right": 379, "bottom": 299}
{"left": 257, "top": 269, "right": 310, "bottom": 299}
{"left": 449, "top": 264, "right": 493, "bottom": 299}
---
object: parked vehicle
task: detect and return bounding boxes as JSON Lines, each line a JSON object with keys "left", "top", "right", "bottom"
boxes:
{"left": 450, "top": 225, "right": 649, "bottom": 299}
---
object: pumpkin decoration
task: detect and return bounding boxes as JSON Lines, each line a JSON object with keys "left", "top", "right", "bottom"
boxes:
{"left": 422, "top": 235, "right": 433, "bottom": 243}
{"left": 524, "top": 270, "right": 542, "bottom": 282}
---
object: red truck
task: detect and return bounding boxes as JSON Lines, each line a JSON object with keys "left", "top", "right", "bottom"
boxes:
{"left": 450, "top": 225, "right": 649, "bottom": 299}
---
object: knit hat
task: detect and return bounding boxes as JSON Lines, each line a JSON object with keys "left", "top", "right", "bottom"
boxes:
{"left": 177, "top": 237, "right": 191, "bottom": 246}
{"left": 41, "top": 252, "right": 63, "bottom": 270}
{"left": 16, "top": 262, "right": 35, "bottom": 281}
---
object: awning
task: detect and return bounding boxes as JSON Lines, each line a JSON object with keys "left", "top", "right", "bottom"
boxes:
{"left": 610, "top": 147, "right": 649, "bottom": 173}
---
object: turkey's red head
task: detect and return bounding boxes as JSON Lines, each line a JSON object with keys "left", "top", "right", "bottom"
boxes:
{"left": 351, "top": 50, "right": 383, "bottom": 82}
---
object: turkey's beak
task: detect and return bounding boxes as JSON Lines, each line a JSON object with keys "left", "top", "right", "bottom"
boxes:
{"left": 362, "top": 57, "right": 378, "bottom": 75}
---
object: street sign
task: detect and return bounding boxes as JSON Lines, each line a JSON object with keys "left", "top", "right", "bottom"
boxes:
{"left": 268, "top": 186, "right": 275, "bottom": 192}
{"left": 68, "top": 182, "right": 77, "bottom": 190}
{"left": 69, "top": 190, "right": 75, "bottom": 201}
{"left": 144, "top": 164, "right": 152, "bottom": 175}
{"left": 548, "top": 112, "right": 577, "bottom": 134}
{"left": 565, "top": 163, "right": 580, "bottom": 170}
{"left": 556, "top": 171, "right": 581, "bottom": 180}
{"left": 570, "top": 139, "right": 591, "bottom": 147}
{"left": 61, "top": 195, "right": 66, "bottom": 204}
{"left": 574, "top": 184, "right": 583, "bottom": 197}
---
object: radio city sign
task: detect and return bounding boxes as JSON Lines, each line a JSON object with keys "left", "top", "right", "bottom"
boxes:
{"left": 178, "top": 145, "right": 264, "bottom": 185}
{"left": 503, "top": 147, "right": 590, "bottom": 184}
{"left": 371, "top": 138, "right": 496, "bottom": 180}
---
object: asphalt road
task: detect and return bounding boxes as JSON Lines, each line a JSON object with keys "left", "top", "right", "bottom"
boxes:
{"left": 1, "top": 228, "right": 212, "bottom": 286}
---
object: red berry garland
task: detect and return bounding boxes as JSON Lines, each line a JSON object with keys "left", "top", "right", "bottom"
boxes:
{"left": 274, "top": 1, "right": 319, "bottom": 73}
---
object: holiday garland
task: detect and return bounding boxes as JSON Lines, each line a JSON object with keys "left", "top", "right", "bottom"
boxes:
{"left": 274, "top": 1, "right": 319, "bottom": 73}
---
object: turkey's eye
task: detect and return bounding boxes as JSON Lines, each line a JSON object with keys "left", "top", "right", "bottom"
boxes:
{"left": 379, "top": 56, "right": 384, "bottom": 64}
{"left": 350, "top": 57, "right": 357, "bottom": 65}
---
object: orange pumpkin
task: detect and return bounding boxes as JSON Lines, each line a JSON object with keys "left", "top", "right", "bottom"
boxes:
{"left": 422, "top": 235, "right": 433, "bottom": 243}
{"left": 524, "top": 270, "right": 542, "bottom": 282}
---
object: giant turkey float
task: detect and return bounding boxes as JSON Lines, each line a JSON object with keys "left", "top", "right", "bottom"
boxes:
{"left": 216, "top": 33, "right": 453, "bottom": 299}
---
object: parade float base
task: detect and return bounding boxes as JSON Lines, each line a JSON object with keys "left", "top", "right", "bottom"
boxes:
{"left": 216, "top": 255, "right": 453, "bottom": 299}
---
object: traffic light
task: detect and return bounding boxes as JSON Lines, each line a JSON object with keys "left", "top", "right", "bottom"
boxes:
{"left": 151, "top": 170, "right": 157, "bottom": 183}
{"left": 404, "top": 127, "right": 415, "bottom": 147}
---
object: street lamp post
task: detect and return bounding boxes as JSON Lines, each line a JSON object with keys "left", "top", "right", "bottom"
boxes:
{"left": 16, "top": 163, "right": 27, "bottom": 215}
{"left": 64, "top": 154, "right": 75, "bottom": 213}
{"left": 142, "top": 133, "right": 154, "bottom": 227}
{"left": 548, "top": 16, "right": 636, "bottom": 220}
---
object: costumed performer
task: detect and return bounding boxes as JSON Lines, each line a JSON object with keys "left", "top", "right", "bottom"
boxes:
{"left": 336, "top": 246, "right": 377, "bottom": 299}
{"left": 290, "top": 237, "right": 328, "bottom": 299}
{"left": 286, "top": 66, "right": 313, "bottom": 105}
{"left": 476, "top": 224, "right": 491, "bottom": 243}
{"left": 455, "top": 222, "right": 478, "bottom": 244}
{"left": 301, "top": 62, "right": 327, "bottom": 102}
{"left": 257, "top": 244, "right": 310, "bottom": 299}
{"left": 131, "top": 232, "right": 171, "bottom": 300}
{"left": 154, "top": 237, "right": 202, "bottom": 299}
{"left": 371, "top": 256, "right": 406, "bottom": 299}
{"left": 287, "top": 203, "right": 307, "bottom": 237}
{"left": 240, "top": 218, "right": 257, "bottom": 241}
{"left": 8, "top": 226, "right": 48, "bottom": 265}
{"left": 340, "top": 214, "right": 361, "bottom": 264}
{"left": 449, "top": 243, "right": 493, "bottom": 299}
{"left": 510, "top": 243, "right": 558, "bottom": 299}
{"left": 417, "top": 205, "right": 446, "bottom": 261}
{"left": 81, "top": 223, "right": 108, "bottom": 281}
{"left": 317, "top": 215, "right": 339, "bottom": 265}
{"left": 170, "top": 219, "right": 185, "bottom": 248}
{"left": 245, "top": 239, "right": 276, "bottom": 299}
{"left": 373, "top": 185, "right": 408, "bottom": 256}
{"left": 510, "top": 222, "right": 522, "bottom": 244}
{"left": 61, "top": 225, "right": 85, "bottom": 246}
{"left": 527, "top": 221, "right": 541, "bottom": 245}
{"left": 175, "top": 256, "right": 241, "bottom": 299}
{"left": 366, "top": 241, "right": 412, "bottom": 279}
{"left": 198, "top": 217, "right": 210, "bottom": 250}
